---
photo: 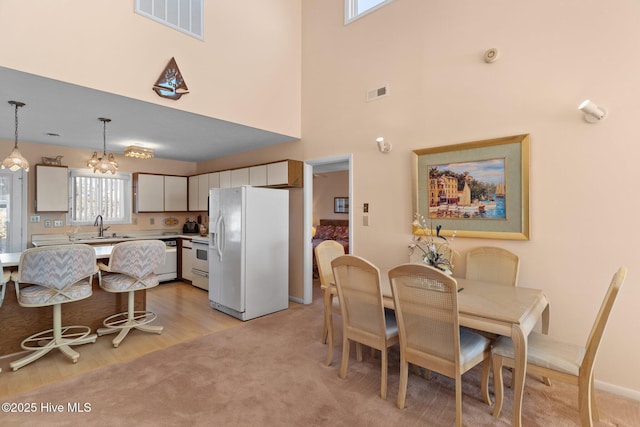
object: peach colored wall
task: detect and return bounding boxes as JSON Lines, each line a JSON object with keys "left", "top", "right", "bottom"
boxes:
{"left": 14, "top": 139, "right": 196, "bottom": 239}
{"left": 301, "top": 0, "right": 640, "bottom": 395}
{"left": 313, "top": 171, "right": 349, "bottom": 224}
{"left": 0, "top": 0, "right": 301, "bottom": 138}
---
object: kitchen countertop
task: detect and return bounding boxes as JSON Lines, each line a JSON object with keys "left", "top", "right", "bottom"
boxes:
{"left": 31, "top": 231, "right": 208, "bottom": 247}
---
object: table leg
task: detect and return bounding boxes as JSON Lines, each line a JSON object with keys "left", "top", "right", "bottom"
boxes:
{"left": 541, "top": 305, "right": 552, "bottom": 386}
{"left": 511, "top": 324, "right": 527, "bottom": 427}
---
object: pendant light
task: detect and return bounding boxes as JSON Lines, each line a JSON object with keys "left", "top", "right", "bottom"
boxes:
{"left": 88, "top": 117, "right": 118, "bottom": 174}
{"left": 1, "top": 101, "right": 29, "bottom": 172}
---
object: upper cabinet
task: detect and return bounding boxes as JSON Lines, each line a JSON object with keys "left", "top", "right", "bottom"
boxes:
{"left": 187, "top": 160, "right": 303, "bottom": 211}
{"left": 35, "top": 164, "right": 69, "bottom": 212}
{"left": 267, "top": 160, "right": 302, "bottom": 187}
{"left": 134, "top": 173, "right": 187, "bottom": 212}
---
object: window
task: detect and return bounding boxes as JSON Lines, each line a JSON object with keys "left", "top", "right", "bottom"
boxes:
{"left": 135, "top": 0, "right": 203, "bottom": 40}
{"left": 68, "top": 169, "right": 132, "bottom": 225}
{"left": 345, "top": 0, "right": 394, "bottom": 24}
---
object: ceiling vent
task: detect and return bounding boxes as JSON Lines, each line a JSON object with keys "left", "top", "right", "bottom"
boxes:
{"left": 366, "top": 85, "right": 389, "bottom": 102}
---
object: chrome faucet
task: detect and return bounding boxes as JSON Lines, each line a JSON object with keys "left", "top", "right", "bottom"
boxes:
{"left": 94, "top": 214, "right": 110, "bottom": 237}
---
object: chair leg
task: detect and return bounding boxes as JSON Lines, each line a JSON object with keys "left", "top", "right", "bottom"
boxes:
{"left": 9, "top": 304, "right": 96, "bottom": 371}
{"left": 322, "top": 290, "right": 331, "bottom": 344}
{"left": 380, "top": 347, "right": 387, "bottom": 399}
{"left": 339, "top": 338, "right": 350, "bottom": 379}
{"left": 97, "top": 290, "right": 162, "bottom": 348}
{"left": 492, "top": 354, "right": 505, "bottom": 418}
{"left": 324, "top": 293, "right": 334, "bottom": 365}
{"left": 455, "top": 374, "right": 463, "bottom": 427}
{"left": 481, "top": 356, "right": 491, "bottom": 405}
{"left": 397, "top": 359, "right": 409, "bottom": 409}
{"left": 578, "top": 373, "right": 595, "bottom": 427}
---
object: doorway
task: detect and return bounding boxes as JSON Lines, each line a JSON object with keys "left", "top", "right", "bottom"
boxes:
{"left": 0, "top": 169, "right": 27, "bottom": 253}
{"left": 302, "top": 155, "right": 352, "bottom": 304}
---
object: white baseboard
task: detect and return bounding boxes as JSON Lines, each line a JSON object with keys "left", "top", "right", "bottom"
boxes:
{"left": 289, "top": 296, "right": 304, "bottom": 304}
{"left": 596, "top": 379, "right": 640, "bottom": 401}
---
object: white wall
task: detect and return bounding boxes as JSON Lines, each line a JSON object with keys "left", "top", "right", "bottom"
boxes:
{"left": 302, "top": 0, "right": 640, "bottom": 395}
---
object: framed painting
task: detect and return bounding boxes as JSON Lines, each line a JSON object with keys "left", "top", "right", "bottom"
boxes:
{"left": 413, "top": 134, "right": 530, "bottom": 240}
{"left": 334, "top": 197, "right": 349, "bottom": 214}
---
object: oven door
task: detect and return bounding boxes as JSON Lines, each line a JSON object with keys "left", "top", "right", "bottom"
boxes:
{"left": 192, "top": 241, "right": 209, "bottom": 272}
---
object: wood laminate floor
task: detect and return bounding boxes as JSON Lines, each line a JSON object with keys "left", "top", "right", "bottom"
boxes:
{"left": 0, "top": 281, "right": 243, "bottom": 399}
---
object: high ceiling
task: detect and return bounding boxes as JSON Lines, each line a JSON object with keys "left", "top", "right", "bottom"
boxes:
{"left": 0, "top": 67, "right": 298, "bottom": 163}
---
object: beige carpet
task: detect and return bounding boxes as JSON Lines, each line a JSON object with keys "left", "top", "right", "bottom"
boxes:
{"left": 3, "top": 296, "right": 639, "bottom": 426}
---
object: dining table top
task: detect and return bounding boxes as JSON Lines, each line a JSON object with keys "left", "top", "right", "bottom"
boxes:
{"left": 0, "top": 245, "right": 115, "bottom": 268}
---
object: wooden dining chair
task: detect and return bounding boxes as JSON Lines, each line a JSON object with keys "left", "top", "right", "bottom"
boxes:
{"left": 331, "top": 255, "right": 399, "bottom": 399}
{"left": 491, "top": 266, "right": 627, "bottom": 427}
{"left": 465, "top": 246, "right": 520, "bottom": 286}
{"left": 389, "top": 263, "right": 491, "bottom": 427}
{"left": 0, "top": 258, "right": 11, "bottom": 374}
{"left": 314, "top": 240, "right": 345, "bottom": 365}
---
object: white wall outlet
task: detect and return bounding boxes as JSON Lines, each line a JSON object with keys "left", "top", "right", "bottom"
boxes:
{"left": 30, "top": 215, "right": 41, "bottom": 223}
{"left": 363, "top": 215, "right": 369, "bottom": 226}
{"left": 44, "top": 220, "right": 52, "bottom": 228}
{"left": 54, "top": 220, "right": 63, "bottom": 227}
{"left": 150, "top": 218, "right": 155, "bottom": 225}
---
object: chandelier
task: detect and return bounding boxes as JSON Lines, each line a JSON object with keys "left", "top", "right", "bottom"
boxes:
{"left": 87, "top": 118, "right": 118, "bottom": 174}
{"left": 124, "top": 145, "right": 154, "bottom": 159}
{"left": 1, "top": 101, "right": 30, "bottom": 172}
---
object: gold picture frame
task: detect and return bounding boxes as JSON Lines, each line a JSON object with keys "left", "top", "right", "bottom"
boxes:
{"left": 413, "top": 134, "right": 530, "bottom": 240}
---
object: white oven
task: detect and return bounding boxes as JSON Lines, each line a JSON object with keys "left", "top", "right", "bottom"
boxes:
{"left": 191, "top": 238, "right": 209, "bottom": 290}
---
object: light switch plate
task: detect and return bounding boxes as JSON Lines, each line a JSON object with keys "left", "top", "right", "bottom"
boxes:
{"left": 44, "top": 220, "right": 52, "bottom": 228}
{"left": 54, "top": 220, "right": 63, "bottom": 227}
{"left": 30, "top": 215, "right": 41, "bottom": 223}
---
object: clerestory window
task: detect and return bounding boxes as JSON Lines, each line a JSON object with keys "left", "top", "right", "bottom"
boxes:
{"left": 135, "top": 0, "right": 204, "bottom": 40}
{"left": 345, "top": 0, "right": 394, "bottom": 24}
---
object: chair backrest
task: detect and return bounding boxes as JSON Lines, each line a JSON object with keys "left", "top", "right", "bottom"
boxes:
{"left": 107, "top": 240, "right": 166, "bottom": 278}
{"left": 465, "top": 246, "right": 520, "bottom": 286}
{"left": 331, "top": 255, "right": 386, "bottom": 341}
{"left": 389, "top": 263, "right": 460, "bottom": 364}
{"left": 581, "top": 266, "right": 626, "bottom": 374}
{"left": 18, "top": 244, "right": 97, "bottom": 290}
{"left": 315, "top": 240, "right": 345, "bottom": 289}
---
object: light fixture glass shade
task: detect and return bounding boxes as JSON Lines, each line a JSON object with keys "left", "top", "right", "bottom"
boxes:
{"left": 88, "top": 117, "right": 118, "bottom": 174}
{"left": 124, "top": 145, "right": 154, "bottom": 159}
{"left": 2, "top": 100, "right": 29, "bottom": 172}
{"left": 1, "top": 147, "right": 30, "bottom": 172}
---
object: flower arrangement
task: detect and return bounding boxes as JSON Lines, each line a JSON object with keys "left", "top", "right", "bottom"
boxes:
{"left": 409, "top": 213, "right": 456, "bottom": 274}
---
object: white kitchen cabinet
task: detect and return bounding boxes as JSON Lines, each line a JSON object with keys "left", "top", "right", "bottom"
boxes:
{"left": 164, "top": 175, "right": 187, "bottom": 211}
{"left": 219, "top": 170, "right": 231, "bottom": 188}
{"left": 197, "top": 174, "right": 209, "bottom": 211}
{"left": 188, "top": 175, "right": 199, "bottom": 211}
{"left": 208, "top": 172, "right": 220, "bottom": 189}
{"left": 181, "top": 239, "right": 194, "bottom": 282}
{"left": 135, "top": 174, "right": 164, "bottom": 212}
{"left": 230, "top": 168, "right": 250, "bottom": 187}
{"left": 249, "top": 165, "right": 267, "bottom": 186}
{"left": 267, "top": 160, "right": 303, "bottom": 187}
{"left": 135, "top": 173, "right": 187, "bottom": 212}
{"left": 35, "top": 165, "right": 69, "bottom": 212}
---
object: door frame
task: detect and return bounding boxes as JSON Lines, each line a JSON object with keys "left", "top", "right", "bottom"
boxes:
{"left": 302, "top": 154, "right": 352, "bottom": 304}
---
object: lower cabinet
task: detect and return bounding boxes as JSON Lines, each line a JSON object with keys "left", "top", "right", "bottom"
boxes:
{"left": 181, "top": 239, "right": 194, "bottom": 282}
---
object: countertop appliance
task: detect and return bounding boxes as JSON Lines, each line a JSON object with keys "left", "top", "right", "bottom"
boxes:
{"left": 191, "top": 236, "right": 209, "bottom": 290}
{"left": 208, "top": 186, "right": 289, "bottom": 321}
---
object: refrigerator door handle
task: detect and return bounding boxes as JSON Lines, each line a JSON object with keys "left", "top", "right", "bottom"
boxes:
{"left": 215, "top": 213, "right": 223, "bottom": 260}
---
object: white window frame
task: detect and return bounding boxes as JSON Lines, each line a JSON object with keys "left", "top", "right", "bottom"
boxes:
{"left": 345, "top": 0, "right": 394, "bottom": 25}
{"left": 135, "top": 0, "right": 204, "bottom": 40}
{"left": 67, "top": 169, "right": 132, "bottom": 226}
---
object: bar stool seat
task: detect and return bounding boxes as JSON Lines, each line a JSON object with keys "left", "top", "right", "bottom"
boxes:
{"left": 9, "top": 244, "right": 98, "bottom": 371}
{"left": 97, "top": 240, "right": 166, "bottom": 348}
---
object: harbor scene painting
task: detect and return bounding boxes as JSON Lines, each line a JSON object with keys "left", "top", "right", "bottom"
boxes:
{"left": 428, "top": 158, "right": 506, "bottom": 219}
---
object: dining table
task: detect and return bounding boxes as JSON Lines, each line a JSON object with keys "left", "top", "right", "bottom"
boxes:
{"left": 377, "top": 269, "right": 550, "bottom": 427}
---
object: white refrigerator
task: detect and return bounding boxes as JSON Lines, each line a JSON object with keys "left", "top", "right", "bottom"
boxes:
{"left": 208, "top": 186, "right": 289, "bottom": 321}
